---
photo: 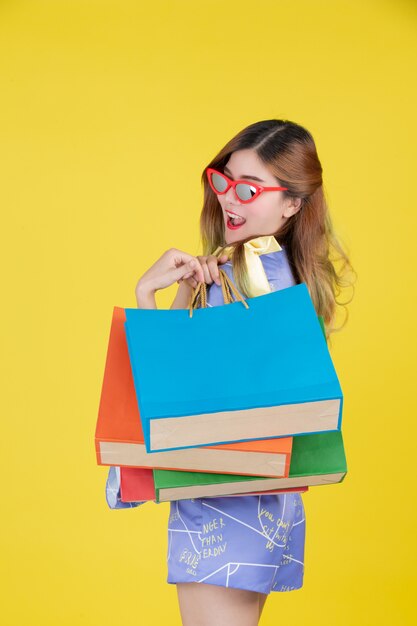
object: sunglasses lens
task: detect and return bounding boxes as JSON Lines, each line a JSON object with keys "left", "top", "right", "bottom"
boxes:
{"left": 210, "top": 171, "right": 228, "bottom": 193}
{"left": 236, "top": 183, "right": 256, "bottom": 202}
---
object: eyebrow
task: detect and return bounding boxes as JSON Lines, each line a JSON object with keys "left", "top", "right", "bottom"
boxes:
{"left": 223, "top": 165, "right": 265, "bottom": 183}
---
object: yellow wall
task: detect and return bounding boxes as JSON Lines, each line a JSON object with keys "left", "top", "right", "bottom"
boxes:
{"left": 1, "top": 1, "right": 416, "bottom": 624}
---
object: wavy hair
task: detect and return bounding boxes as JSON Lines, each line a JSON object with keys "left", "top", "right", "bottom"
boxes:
{"left": 199, "top": 119, "right": 356, "bottom": 340}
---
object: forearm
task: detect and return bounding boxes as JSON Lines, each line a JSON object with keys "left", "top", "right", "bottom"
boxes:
{"left": 170, "top": 280, "right": 193, "bottom": 309}
{"left": 135, "top": 282, "right": 157, "bottom": 309}
{"left": 135, "top": 274, "right": 195, "bottom": 310}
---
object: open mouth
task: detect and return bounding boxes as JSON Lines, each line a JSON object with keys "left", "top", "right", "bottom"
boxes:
{"left": 225, "top": 210, "right": 246, "bottom": 229}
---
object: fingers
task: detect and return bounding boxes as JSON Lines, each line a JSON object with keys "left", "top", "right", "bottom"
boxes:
{"left": 165, "top": 249, "right": 205, "bottom": 284}
{"left": 197, "top": 256, "right": 213, "bottom": 284}
{"left": 177, "top": 268, "right": 197, "bottom": 285}
{"left": 182, "top": 254, "right": 229, "bottom": 287}
{"left": 172, "top": 250, "right": 229, "bottom": 288}
{"left": 182, "top": 275, "right": 199, "bottom": 288}
{"left": 207, "top": 254, "right": 229, "bottom": 285}
{"left": 168, "top": 248, "right": 195, "bottom": 268}
{"left": 174, "top": 258, "right": 205, "bottom": 285}
{"left": 203, "top": 256, "right": 218, "bottom": 286}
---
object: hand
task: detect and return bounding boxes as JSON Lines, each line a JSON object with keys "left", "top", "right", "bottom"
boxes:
{"left": 179, "top": 254, "right": 229, "bottom": 289}
{"left": 135, "top": 248, "right": 207, "bottom": 295}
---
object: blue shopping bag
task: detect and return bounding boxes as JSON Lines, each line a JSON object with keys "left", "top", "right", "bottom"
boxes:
{"left": 124, "top": 274, "right": 343, "bottom": 453}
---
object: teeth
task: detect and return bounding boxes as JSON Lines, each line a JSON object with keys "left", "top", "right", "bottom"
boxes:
{"left": 226, "top": 211, "right": 245, "bottom": 222}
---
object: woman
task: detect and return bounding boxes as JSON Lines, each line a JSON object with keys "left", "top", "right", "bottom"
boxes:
{"left": 108, "top": 119, "right": 354, "bottom": 625}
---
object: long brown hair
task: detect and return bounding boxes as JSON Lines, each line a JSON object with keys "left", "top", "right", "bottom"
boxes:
{"left": 199, "top": 119, "right": 356, "bottom": 340}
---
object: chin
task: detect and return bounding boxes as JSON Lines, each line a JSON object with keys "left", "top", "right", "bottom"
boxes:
{"left": 226, "top": 229, "right": 272, "bottom": 248}
{"left": 225, "top": 229, "right": 255, "bottom": 245}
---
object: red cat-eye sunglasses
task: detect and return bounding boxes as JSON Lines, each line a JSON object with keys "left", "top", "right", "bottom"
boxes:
{"left": 206, "top": 167, "right": 288, "bottom": 204}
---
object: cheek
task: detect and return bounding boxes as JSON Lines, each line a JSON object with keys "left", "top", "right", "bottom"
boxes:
{"left": 217, "top": 198, "right": 227, "bottom": 212}
{"left": 249, "top": 201, "right": 282, "bottom": 226}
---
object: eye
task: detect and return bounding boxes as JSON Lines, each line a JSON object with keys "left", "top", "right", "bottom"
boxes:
{"left": 211, "top": 171, "right": 228, "bottom": 193}
{"left": 236, "top": 183, "right": 257, "bottom": 202}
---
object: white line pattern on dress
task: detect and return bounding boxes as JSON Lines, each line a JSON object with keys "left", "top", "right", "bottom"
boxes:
{"left": 176, "top": 501, "right": 202, "bottom": 555}
{"left": 202, "top": 501, "right": 286, "bottom": 547}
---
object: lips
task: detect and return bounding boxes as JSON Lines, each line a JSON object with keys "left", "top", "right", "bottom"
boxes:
{"left": 225, "top": 209, "right": 246, "bottom": 230}
{"left": 225, "top": 209, "right": 244, "bottom": 219}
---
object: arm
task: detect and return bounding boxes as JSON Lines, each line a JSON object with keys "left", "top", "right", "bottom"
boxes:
{"left": 135, "top": 279, "right": 193, "bottom": 310}
{"left": 106, "top": 251, "right": 201, "bottom": 510}
{"left": 135, "top": 281, "right": 157, "bottom": 309}
{"left": 133, "top": 249, "right": 205, "bottom": 310}
{"left": 170, "top": 280, "right": 193, "bottom": 310}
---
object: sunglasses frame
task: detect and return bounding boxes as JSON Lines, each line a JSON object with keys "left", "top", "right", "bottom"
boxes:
{"left": 206, "top": 167, "right": 289, "bottom": 204}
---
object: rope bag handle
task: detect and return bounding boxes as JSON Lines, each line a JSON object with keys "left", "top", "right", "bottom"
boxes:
{"left": 188, "top": 268, "right": 249, "bottom": 318}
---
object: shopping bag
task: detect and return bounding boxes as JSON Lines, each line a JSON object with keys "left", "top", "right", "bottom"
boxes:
{"left": 124, "top": 269, "right": 343, "bottom": 452}
{"left": 151, "top": 430, "right": 347, "bottom": 501}
{"left": 119, "top": 465, "right": 309, "bottom": 503}
{"left": 96, "top": 306, "right": 293, "bottom": 476}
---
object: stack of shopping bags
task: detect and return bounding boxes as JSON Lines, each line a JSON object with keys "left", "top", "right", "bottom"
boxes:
{"left": 95, "top": 269, "right": 347, "bottom": 504}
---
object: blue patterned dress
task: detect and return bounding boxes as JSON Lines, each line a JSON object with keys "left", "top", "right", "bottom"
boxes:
{"left": 106, "top": 245, "right": 306, "bottom": 594}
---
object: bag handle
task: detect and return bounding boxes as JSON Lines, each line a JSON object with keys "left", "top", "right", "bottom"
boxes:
{"left": 188, "top": 268, "right": 249, "bottom": 318}
{"left": 188, "top": 270, "right": 328, "bottom": 339}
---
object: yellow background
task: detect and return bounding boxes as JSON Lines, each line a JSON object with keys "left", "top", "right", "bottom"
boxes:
{"left": 1, "top": 1, "right": 416, "bottom": 624}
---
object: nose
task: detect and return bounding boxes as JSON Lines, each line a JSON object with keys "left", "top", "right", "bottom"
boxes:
{"left": 224, "top": 185, "right": 241, "bottom": 204}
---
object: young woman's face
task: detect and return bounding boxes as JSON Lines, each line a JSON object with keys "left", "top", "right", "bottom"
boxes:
{"left": 217, "top": 149, "right": 300, "bottom": 244}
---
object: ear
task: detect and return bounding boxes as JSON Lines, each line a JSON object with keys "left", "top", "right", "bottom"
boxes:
{"left": 283, "top": 197, "right": 302, "bottom": 219}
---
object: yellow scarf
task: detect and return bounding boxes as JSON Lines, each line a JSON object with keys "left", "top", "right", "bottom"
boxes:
{"left": 213, "top": 235, "right": 281, "bottom": 298}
